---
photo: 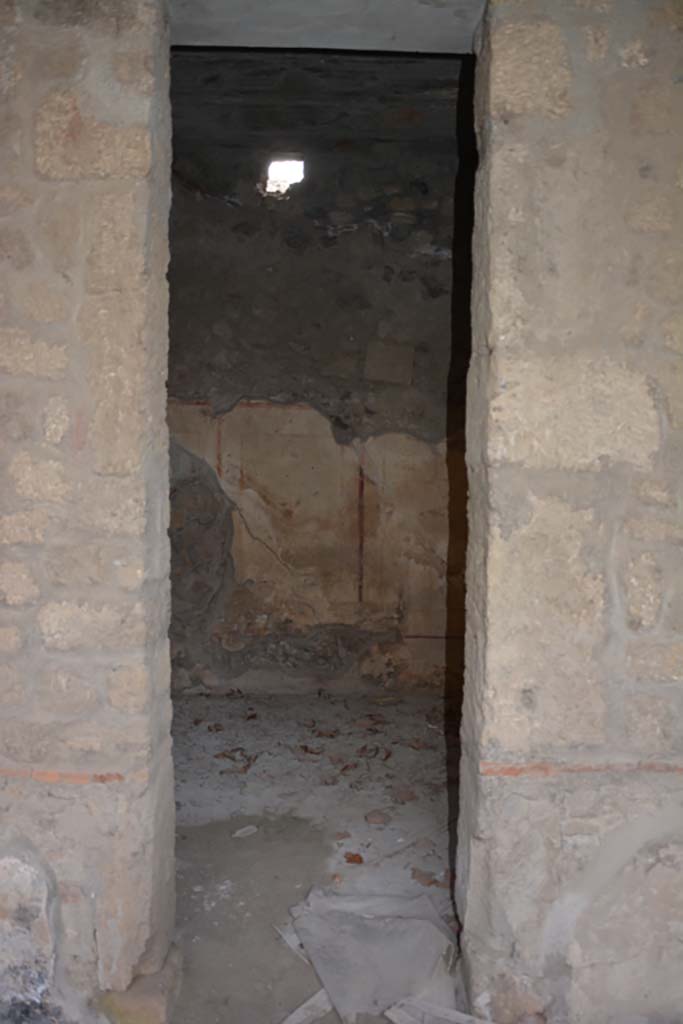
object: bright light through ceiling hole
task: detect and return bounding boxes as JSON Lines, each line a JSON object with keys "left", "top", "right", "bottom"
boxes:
{"left": 265, "top": 159, "right": 305, "bottom": 195}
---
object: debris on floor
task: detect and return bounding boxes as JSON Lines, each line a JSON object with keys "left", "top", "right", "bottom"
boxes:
{"left": 385, "top": 1004, "right": 488, "bottom": 1024}
{"left": 278, "top": 888, "right": 459, "bottom": 1024}
{"left": 173, "top": 693, "right": 455, "bottom": 1024}
{"left": 232, "top": 824, "right": 259, "bottom": 838}
{"left": 280, "top": 988, "right": 333, "bottom": 1024}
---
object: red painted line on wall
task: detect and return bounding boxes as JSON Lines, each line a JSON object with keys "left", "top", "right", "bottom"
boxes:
{"left": 239, "top": 399, "right": 311, "bottom": 411}
{"left": 0, "top": 767, "right": 124, "bottom": 785}
{"left": 357, "top": 458, "right": 365, "bottom": 605}
{"left": 480, "top": 760, "right": 683, "bottom": 779}
{"left": 167, "top": 398, "right": 210, "bottom": 409}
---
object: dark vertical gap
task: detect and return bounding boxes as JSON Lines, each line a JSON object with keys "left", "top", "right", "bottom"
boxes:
{"left": 445, "top": 54, "right": 477, "bottom": 920}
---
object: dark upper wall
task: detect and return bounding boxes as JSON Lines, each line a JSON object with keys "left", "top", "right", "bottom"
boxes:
{"left": 168, "top": 49, "right": 467, "bottom": 443}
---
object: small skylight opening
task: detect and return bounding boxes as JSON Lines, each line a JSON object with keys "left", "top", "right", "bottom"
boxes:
{"left": 264, "top": 158, "right": 305, "bottom": 195}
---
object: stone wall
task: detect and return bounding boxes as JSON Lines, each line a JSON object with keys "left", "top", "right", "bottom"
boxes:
{"left": 457, "top": 2, "right": 683, "bottom": 1021}
{"left": 168, "top": 50, "right": 469, "bottom": 691}
{"left": 0, "top": 1, "right": 174, "bottom": 1018}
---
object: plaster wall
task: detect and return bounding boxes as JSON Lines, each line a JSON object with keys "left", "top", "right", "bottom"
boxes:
{"left": 457, "top": 2, "right": 683, "bottom": 1021}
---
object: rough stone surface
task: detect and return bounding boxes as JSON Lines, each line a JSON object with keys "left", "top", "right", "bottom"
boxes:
{"left": 489, "top": 21, "right": 572, "bottom": 118}
{"left": 10, "top": 452, "right": 70, "bottom": 503}
{"left": 0, "top": 561, "right": 40, "bottom": 606}
{"left": 0, "top": 330, "right": 67, "bottom": 379}
{"left": 0, "top": 0, "right": 174, "bottom": 1015}
{"left": 457, "top": 2, "right": 683, "bottom": 1021}
{"left": 0, "top": 842, "right": 57, "bottom": 1004}
{"left": 489, "top": 356, "right": 660, "bottom": 470}
{"left": 98, "top": 945, "right": 182, "bottom": 1024}
{"left": 484, "top": 497, "right": 606, "bottom": 754}
{"left": 169, "top": 50, "right": 463, "bottom": 443}
{"left": 35, "top": 92, "right": 151, "bottom": 181}
{"left": 621, "top": 552, "right": 662, "bottom": 631}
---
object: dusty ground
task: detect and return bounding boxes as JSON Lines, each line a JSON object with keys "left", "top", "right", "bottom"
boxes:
{"left": 172, "top": 691, "right": 453, "bottom": 1024}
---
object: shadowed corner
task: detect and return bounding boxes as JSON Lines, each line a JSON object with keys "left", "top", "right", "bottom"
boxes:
{"left": 445, "top": 53, "right": 477, "bottom": 929}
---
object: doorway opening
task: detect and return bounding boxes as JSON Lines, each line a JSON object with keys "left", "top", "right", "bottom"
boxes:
{"left": 167, "top": 47, "right": 475, "bottom": 1023}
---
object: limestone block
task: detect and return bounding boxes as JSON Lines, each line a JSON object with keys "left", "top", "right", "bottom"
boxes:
{"left": 31, "top": 0, "right": 145, "bottom": 33}
{"left": 43, "top": 396, "right": 70, "bottom": 444}
{"left": 0, "top": 562, "right": 39, "bottom": 606}
{"left": 490, "top": 22, "right": 572, "bottom": 119}
{"left": 35, "top": 91, "right": 151, "bottom": 180}
{"left": 0, "top": 509, "right": 53, "bottom": 545}
{"left": 12, "top": 274, "right": 72, "bottom": 323}
{"left": 38, "top": 600, "right": 147, "bottom": 651}
{"left": 483, "top": 497, "right": 606, "bottom": 753}
{"left": 98, "top": 944, "right": 182, "bottom": 1024}
{"left": 583, "top": 25, "right": 608, "bottom": 62}
{"left": 624, "top": 516, "right": 683, "bottom": 544}
{"left": 489, "top": 355, "right": 660, "bottom": 470}
{"left": 645, "top": 246, "right": 683, "bottom": 304}
{"left": 568, "top": 839, "right": 683, "bottom": 1022}
{"left": 627, "top": 642, "right": 683, "bottom": 683}
{"left": 79, "top": 292, "right": 147, "bottom": 475}
{"left": 0, "top": 626, "right": 20, "bottom": 653}
{"left": 0, "top": 328, "right": 67, "bottom": 378}
{"left": 95, "top": 759, "right": 175, "bottom": 990}
{"left": 106, "top": 665, "right": 151, "bottom": 714}
{"left": 0, "top": 842, "right": 57, "bottom": 1003}
{"left": 657, "top": 359, "right": 683, "bottom": 429}
{"left": 459, "top": 772, "right": 683, "bottom": 1021}
{"left": 0, "top": 664, "right": 22, "bottom": 707}
{"left": 74, "top": 476, "right": 146, "bottom": 537}
{"left": 662, "top": 312, "right": 683, "bottom": 354}
{"left": 0, "top": 389, "right": 33, "bottom": 442}
{"left": 29, "top": 38, "right": 86, "bottom": 82}
{"left": 0, "top": 225, "right": 33, "bottom": 270}
{"left": 34, "top": 669, "right": 99, "bottom": 717}
{"left": 0, "top": 186, "right": 34, "bottom": 216}
{"left": 623, "top": 694, "right": 683, "bottom": 754}
{"left": 621, "top": 552, "right": 662, "bottom": 630}
{"left": 10, "top": 452, "right": 70, "bottom": 502}
{"left": 626, "top": 193, "right": 674, "bottom": 233}
{"left": 0, "top": 109, "right": 23, "bottom": 179}
{"left": 0, "top": 722, "right": 57, "bottom": 765}
{"left": 631, "top": 80, "right": 679, "bottom": 134}
{"left": 58, "top": 882, "right": 98, "bottom": 994}
{"left": 45, "top": 542, "right": 143, "bottom": 590}
{"left": 113, "top": 52, "right": 156, "bottom": 96}
{"left": 637, "top": 479, "right": 673, "bottom": 507}
{"left": 85, "top": 189, "right": 145, "bottom": 293}
{"left": 36, "top": 191, "right": 82, "bottom": 273}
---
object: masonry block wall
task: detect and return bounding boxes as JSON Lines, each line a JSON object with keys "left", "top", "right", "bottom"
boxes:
{"left": 0, "top": 1, "right": 174, "bottom": 1016}
{"left": 168, "top": 51, "right": 469, "bottom": 692}
{"left": 457, "top": 2, "right": 683, "bottom": 1021}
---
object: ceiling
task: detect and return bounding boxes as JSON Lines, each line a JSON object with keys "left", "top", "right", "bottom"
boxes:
{"left": 170, "top": 0, "right": 485, "bottom": 54}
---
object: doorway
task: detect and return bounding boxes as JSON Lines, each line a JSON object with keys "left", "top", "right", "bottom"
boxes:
{"left": 166, "top": 48, "right": 475, "bottom": 1023}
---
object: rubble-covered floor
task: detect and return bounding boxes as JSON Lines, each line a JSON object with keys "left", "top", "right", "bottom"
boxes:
{"left": 171, "top": 690, "right": 453, "bottom": 1024}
